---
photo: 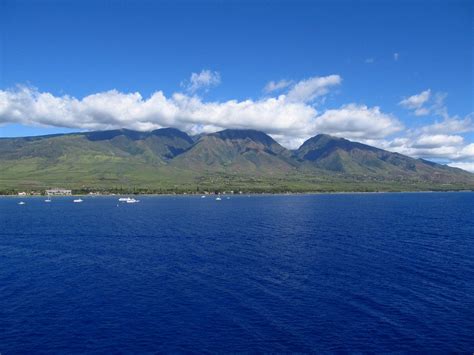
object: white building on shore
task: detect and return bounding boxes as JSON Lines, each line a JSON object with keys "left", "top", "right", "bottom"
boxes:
{"left": 46, "top": 189, "right": 72, "bottom": 196}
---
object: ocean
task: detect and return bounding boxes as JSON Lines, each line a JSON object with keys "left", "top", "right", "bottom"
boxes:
{"left": 1, "top": 193, "right": 473, "bottom": 352}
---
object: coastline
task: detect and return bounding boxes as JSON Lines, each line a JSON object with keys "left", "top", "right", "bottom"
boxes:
{"left": 2, "top": 189, "right": 473, "bottom": 198}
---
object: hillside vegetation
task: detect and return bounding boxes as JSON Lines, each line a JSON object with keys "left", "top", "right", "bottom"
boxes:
{"left": 1, "top": 128, "right": 473, "bottom": 194}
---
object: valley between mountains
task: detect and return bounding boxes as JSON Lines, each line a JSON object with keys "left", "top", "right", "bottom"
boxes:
{"left": 1, "top": 128, "right": 473, "bottom": 193}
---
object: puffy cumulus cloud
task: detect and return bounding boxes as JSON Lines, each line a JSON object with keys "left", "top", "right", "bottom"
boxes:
{"left": 0, "top": 83, "right": 406, "bottom": 149}
{"left": 168, "top": 93, "right": 318, "bottom": 140}
{"left": 0, "top": 86, "right": 175, "bottom": 131}
{"left": 0, "top": 85, "right": 319, "bottom": 147}
{"left": 399, "top": 89, "right": 431, "bottom": 115}
{"left": 1, "top": 83, "right": 473, "bottom": 172}
{"left": 286, "top": 75, "right": 342, "bottom": 103}
{"left": 263, "top": 79, "right": 293, "bottom": 94}
{"left": 182, "top": 69, "right": 221, "bottom": 93}
{"left": 313, "top": 104, "right": 403, "bottom": 139}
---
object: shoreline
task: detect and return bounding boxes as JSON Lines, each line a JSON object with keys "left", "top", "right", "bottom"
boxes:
{"left": 2, "top": 190, "right": 473, "bottom": 198}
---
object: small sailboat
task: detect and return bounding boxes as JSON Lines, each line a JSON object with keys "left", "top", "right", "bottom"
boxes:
{"left": 45, "top": 198, "right": 52, "bottom": 202}
{"left": 73, "top": 198, "right": 83, "bottom": 203}
{"left": 215, "top": 197, "right": 222, "bottom": 201}
{"left": 18, "top": 201, "right": 26, "bottom": 205}
{"left": 201, "top": 195, "right": 206, "bottom": 198}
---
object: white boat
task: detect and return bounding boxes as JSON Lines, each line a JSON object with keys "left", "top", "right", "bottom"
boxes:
{"left": 45, "top": 199, "right": 52, "bottom": 203}
{"left": 118, "top": 197, "right": 139, "bottom": 203}
{"left": 18, "top": 201, "right": 26, "bottom": 205}
{"left": 73, "top": 199, "right": 83, "bottom": 203}
{"left": 201, "top": 195, "right": 206, "bottom": 198}
{"left": 215, "top": 197, "right": 222, "bottom": 201}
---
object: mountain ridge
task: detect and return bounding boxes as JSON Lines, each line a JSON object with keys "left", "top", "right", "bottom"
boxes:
{"left": 0, "top": 127, "right": 472, "bottom": 193}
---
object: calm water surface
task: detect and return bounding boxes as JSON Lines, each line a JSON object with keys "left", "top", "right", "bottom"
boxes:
{"left": 1, "top": 193, "right": 473, "bottom": 352}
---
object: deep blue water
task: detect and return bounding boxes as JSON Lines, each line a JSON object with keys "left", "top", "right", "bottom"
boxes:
{"left": 1, "top": 193, "right": 473, "bottom": 353}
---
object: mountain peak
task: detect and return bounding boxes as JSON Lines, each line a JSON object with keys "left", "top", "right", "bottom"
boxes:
{"left": 84, "top": 129, "right": 146, "bottom": 141}
{"left": 151, "top": 128, "right": 194, "bottom": 144}
{"left": 298, "top": 133, "right": 379, "bottom": 157}
{"left": 300, "top": 133, "right": 342, "bottom": 148}
{"left": 0, "top": 126, "right": 473, "bottom": 191}
{"left": 83, "top": 127, "right": 192, "bottom": 143}
{"left": 211, "top": 129, "right": 277, "bottom": 147}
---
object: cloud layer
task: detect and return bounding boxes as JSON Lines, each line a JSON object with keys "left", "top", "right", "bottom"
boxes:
{"left": 314, "top": 104, "right": 403, "bottom": 139}
{"left": 0, "top": 74, "right": 401, "bottom": 149}
{"left": 393, "top": 88, "right": 474, "bottom": 171}
{"left": 0, "top": 76, "right": 473, "bottom": 171}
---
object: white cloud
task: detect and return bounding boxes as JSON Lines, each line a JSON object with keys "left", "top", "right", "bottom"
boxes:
{"left": 393, "top": 53, "right": 399, "bottom": 61}
{"left": 399, "top": 90, "right": 461, "bottom": 125}
{"left": 263, "top": 79, "right": 293, "bottom": 93}
{"left": 431, "top": 92, "right": 449, "bottom": 119}
{"left": 286, "top": 74, "right": 342, "bottom": 103}
{"left": 413, "top": 107, "right": 430, "bottom": 116}
{"left": 364, "top": 58, "right": 375, "bottom": 64}
{"left": 351, "top": 114, "right": 474, "bottom": 171}
{"left": 447, "top": 162, "right": 474, "bottom": 173}
{"left": 0, "top": 80, "right": 471, "bottom": 168}
{"left": 0, "top": 85, "right": 318, "bottom": 147}
{"left": 0, "top": 83, "right": 404, "bottom": 149}
{"left": 420, "top": 116, "right": 474, "bottom": 134}
{"left": 374, "top": 133, "right": 474, "bottom": 164}
{"left": 399, "top": 91, "right": 474, "bottom": 160}
{"left": 412, "top": 134, "right": 464, "bottom": 149}
{"left": 313, "top": 104, "right": 403, "bottom": 139}
{"left": 458, "top": 143, "right": 474, "bottom": 159}
{"left": 182, "top": 69, "right": 221, "bottom": 93}
{"left": 399, "top": 89, "right": 431, "bottom": 113}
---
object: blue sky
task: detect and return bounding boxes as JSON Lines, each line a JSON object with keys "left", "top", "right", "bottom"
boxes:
{"left": 0, "top": 0, "right": 473, "bottom": 169}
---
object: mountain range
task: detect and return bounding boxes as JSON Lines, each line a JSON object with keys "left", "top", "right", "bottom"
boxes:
{"left": 1, "top": 128, "right": 473, "bottom": 193}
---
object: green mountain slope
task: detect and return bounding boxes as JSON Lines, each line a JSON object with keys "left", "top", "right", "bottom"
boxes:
{"left": 171, "top": 129, "right": 298, "bottom": 175}
{"left": 0, "top": 128, "right": 195, "bottom": 191}
{"left": 0, "top": 128, "right": 473, "bottom": 193}
{"left": 295, "top": 134, "right": 473, "bottom": 184}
